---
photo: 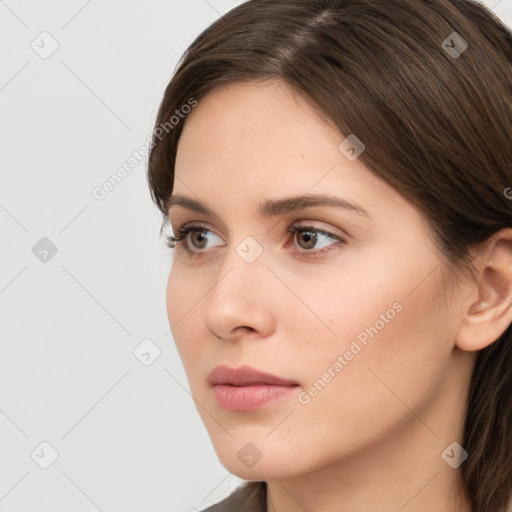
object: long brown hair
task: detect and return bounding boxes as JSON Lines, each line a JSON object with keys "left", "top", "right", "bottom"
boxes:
{"left": 147, "top": 1, "right": 512, "bottom": 509}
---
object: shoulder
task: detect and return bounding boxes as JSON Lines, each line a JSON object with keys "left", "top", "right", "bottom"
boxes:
{"left": 200, "top": 481, "right": 266, "bottom": 512}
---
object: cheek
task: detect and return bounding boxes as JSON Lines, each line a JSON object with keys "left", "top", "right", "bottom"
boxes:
{"left": 292, "top": 262, "right": 453, "bottom": 438}
{"left": 166, "top": 266, "right": 204, "bottom": 369}
{"left": 166, "top": 266, "right": 181, "bottom": 326}
{"left": 280, "top": 245, "right": 451, "bottom": 406}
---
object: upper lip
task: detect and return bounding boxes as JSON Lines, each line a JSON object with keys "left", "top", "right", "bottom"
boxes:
{"left": 207, "top": 365, "right": 299, "bottom": 387}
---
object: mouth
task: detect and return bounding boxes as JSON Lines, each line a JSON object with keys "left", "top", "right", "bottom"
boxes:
{"left": 207, "top": 364, "right": 300, "bottom": 412}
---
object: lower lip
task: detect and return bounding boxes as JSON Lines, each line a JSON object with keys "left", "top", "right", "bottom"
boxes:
{"left": 212, "top": 384, "right": 299, "bottom": 411}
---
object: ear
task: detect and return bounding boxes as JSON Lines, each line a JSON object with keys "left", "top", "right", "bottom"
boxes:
{"left": 456, "top": 228, "right": 512, "bottom": 352}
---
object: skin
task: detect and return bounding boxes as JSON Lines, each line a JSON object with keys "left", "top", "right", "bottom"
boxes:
{"left": 166, "top": 79, "right": 512, "bottom": 512}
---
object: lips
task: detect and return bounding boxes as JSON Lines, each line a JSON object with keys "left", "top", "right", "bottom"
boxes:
{"left": 207, "top": 364, "right": 298, "bottom": 387}
{"left": 208, "top": 365, "right": 299, "bottom": 412}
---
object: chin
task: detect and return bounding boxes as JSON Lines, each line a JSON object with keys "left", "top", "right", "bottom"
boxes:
{"left": 214, "top": 443, "right": 305, "bottom": 482}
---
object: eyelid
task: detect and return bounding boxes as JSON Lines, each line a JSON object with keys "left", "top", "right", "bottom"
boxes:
{"left": 170, "top": 220, "right": 225, "bottom": 241}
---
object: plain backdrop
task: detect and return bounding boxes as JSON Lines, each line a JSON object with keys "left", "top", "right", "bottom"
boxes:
{"left": 1, "top": 1, "right": 511, "bottom": 511}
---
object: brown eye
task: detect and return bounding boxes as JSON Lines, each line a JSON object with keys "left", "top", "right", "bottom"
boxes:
{"left": 287, "top": 224, "right": 346, "bottom": 258}
{"left": 168, "top": 225, "right": 224, "bottom": 256}
{"left": 295, "top": 230, "right": 318, "bottom": 250}
{"left": 190, "top": 230, "right": 209, "bottom": 249}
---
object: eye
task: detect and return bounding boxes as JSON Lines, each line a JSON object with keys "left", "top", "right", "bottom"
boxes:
{"left": 286, "top": 224, "right": 345, "bottom": 258}
{"left": 165, "top": 222, "right": 346, "bottom": 259}
{"left": 165, "top": 224, "right": 224, "bottom": 254}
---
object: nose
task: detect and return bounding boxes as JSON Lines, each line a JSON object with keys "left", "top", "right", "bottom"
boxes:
{"left": 203, "top": 242, "right": 276, "bottom": 341}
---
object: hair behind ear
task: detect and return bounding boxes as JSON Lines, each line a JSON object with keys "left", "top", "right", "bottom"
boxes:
{"left": 461, "top": 324, "right": 512, "bottom": 511}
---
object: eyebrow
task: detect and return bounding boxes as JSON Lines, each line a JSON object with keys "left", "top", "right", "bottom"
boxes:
{"left": 167, "top": 193, "right": 370, "bottom": 218}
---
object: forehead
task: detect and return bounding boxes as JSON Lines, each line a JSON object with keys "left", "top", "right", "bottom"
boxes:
{"left": 175, "top": 80, "right": 363, "bottom": 189}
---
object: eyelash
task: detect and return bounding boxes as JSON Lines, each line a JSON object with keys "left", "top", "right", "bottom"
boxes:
{"left": 164, "top": 223, "right": 346, "bottom": 259}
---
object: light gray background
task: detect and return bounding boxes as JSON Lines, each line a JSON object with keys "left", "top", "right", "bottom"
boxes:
{"left": 1, "top": 1, "right": 511, "bottom": 511}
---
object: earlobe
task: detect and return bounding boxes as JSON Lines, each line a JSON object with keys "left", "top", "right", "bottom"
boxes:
{"left": 455, "top": 230, "right": 512, "bottom": 352}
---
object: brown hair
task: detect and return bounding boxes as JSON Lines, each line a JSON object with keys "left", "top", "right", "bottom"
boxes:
{"left": 147, "top": 0, "right": 512, "bottom": 509}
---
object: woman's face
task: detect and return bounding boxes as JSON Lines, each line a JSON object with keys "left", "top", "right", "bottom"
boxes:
{"left": 167, "top": 80, "right": 469, "bottom": 481}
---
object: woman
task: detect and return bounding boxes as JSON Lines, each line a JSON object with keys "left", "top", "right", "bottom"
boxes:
{"left": 147, "top": 1, "right": 512, "bottom": 511}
